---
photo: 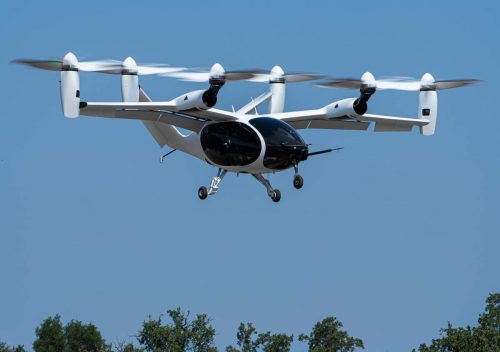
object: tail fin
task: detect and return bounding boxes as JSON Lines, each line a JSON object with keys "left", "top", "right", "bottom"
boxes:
{"left": 419, "top": 73, "right": 438, "bottom": 136}
{"left": 60, "top": 52, "right": 80, "bottom": 118}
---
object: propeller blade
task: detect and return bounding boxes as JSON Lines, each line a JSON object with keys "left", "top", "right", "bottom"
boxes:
{"left": 246, "top": 72, "right": 324, "bottom": 83}
{"left": 13, "top": 58, "right": 124, "bottom": 73}
{"left": 433, "top": 79, "right": 480, "bottom": 90}
{"left": 376, "top": 79, "right": 421, "bottom": 91}
{"left": 225, "top": 69, "right": 267, "bottom": 81}
{"left": 76, "top": 60, "right": 122, "bottom": 72}
{"left": 136, "top": 65, "right": 186, "bottom": 75}
{"left": 12, "top": 59, "right": 64, "bottom": 71}
{"left": 284, "top": 73, "right": 325, "bottom": 83}
{"left": 247, "top": 74, "right": 271, "bottom": 83}
{"left": 315, "top": 79, "right": 363, "bottom": 89}
{"left": 162, "top": 71, "right": 211, "bottom": 82}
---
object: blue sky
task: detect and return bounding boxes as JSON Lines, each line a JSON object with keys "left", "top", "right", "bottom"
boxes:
{"left": 0, "top": 1, "right": 499, "bottom": 351}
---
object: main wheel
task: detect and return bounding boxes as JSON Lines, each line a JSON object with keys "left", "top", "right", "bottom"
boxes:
{"left": 293, "top": 175, "right": 304, "bottom": 189}
{"left": 271, "top": 189, "right": 281, "bottom": 203}
{"left": 198, "top": 186, "right": 208, "bottom": 200}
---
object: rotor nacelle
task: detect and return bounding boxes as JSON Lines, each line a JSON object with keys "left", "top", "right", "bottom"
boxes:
{"left": 121, "top": 57, "right": 139, "bottom": 102}
{"left": 60, "top": 52, "right": 80, "bottom": 118}
{"left": 269, "top": 65, "right": 286, "bottom": 113}
{"left": 199, "top": 63, "right": 227, "bottom": 108}
{"left": 353, "top": 71, "right": 376, "bottom": 115}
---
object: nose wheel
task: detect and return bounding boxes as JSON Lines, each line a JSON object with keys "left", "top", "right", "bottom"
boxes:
{"left": 292, "top": 161, "right": 304, "bottom": 190}
{"left": 293, "top": 174, "right": 303, "bottom": 189}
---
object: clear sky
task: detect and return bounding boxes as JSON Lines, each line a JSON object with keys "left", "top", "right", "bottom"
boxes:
{"left": 1, "top": 1, "right": 499, "bottom": 351}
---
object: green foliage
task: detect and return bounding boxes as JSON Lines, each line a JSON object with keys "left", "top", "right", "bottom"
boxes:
{"left": 414, "top": 293, "right": 500, "bottom": 352}
{"left": 0, "top": 341, "right": 26, "bottom": 352}
{"left": 137, "top": 308, "right": 217, "bottom": 352}
{"left": 190, "top": 314, "right": 217, "bottom": 352}
{"left": 32, "top": 315, "right": 110, "bottom": 352}
{"left": 64, "top": 320, "right": 110, "bottom": 352}
{"left": 256, "top": 332, "right": 293, "bottom": 352}
{"left": 33, "top": 315, "right": 65, "bottom": 352}
{"left": 298, "top": 317, "right": 364, "bottom": 352}
{"left": 113, "top": 342, "right": 144, "bottom": 352}
{"left": 225, "top": 323, "right": 259, "bottom": 352}
{"left": 4, "top": 295, "right": 499, "bottom": 352}
{"left": 225, "top": 323, "right": 293, "bottom": 352}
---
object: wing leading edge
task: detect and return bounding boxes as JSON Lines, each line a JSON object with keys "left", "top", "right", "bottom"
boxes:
{"left": 270, "top": 109, "right": 430, "bottom": 132}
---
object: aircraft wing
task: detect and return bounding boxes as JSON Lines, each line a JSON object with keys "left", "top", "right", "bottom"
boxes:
{"left": 79, "top": 96, "right": 238, "bottom": 133}
{"left": 271, "top": 109, "right": 429, "bottom": 132}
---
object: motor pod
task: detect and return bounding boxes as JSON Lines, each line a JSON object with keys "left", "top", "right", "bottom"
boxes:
{"left": 60, "top": 52, "right": 80, "bottom": 118}
{"left": 419, "top": 73, "right": 438, "bottom": 136}
{"left": 171, "top": 90, "right": 214, "bottom": 111}
{"left": 324, "top": 98, "right": 358, "bottom": 118}
{"left": 172, "top": 66, "right": 225, "bottom": 111}
{"left": 121, "top": 57, "right": 139, "bottom": 102}
{"left": 353, "top": 72, "right": 376, "bottom": 115}
{"left": 269, "top": 66, "right": 286, "bottom": 113}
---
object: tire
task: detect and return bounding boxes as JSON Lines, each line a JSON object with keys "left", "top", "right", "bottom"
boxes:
{"left": 271, "top": 189, "right": 281, "bottom": 203}
{"left": 198, "top": 186, "right": 208, "bottom": 200}
{"left": 293, "top": 175, "right": 304, "bottom": 189}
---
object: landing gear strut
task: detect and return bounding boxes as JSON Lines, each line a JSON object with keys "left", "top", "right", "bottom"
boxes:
{"left": 292, "top": 161, "right": 304, "bottom": 189}
{"left": 252, "top": 174, "right": 281, "bottom": 202}
{"left": 198, "top": 168, "right": 227, "bottom": 200}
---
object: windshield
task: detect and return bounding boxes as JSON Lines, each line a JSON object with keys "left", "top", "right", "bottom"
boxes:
{"left": 249, "top": 117, "right": 304, "bottom": 146}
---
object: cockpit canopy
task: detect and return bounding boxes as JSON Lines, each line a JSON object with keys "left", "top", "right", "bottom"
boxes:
{"left": 250, "top": 117, "right": 308, "bottom": 170}
{"left": 249, "top": 117, "right": 305, "bottom": 146}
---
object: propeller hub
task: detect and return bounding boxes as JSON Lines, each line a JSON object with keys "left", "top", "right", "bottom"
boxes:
{"left": 122, "top": 57, "right": 138, "bottom": 75}
{"left": 270, "top": 65, "right": 285, "bottom": 83}
{"left": 209, "top": 63, "right": 225, "bottom": 79}
{"left": 420, "top": 73, "right": 436, "bottom": 91}
{"left": 62, "top": 52, "right": 78, "bottom": 71}
{"left": 360, "top": 71, "right": 376, "bottom": 89}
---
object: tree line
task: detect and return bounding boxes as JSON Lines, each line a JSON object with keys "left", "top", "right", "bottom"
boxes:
{"left": 1, "top": 293, "right": 498, "bottom": 352}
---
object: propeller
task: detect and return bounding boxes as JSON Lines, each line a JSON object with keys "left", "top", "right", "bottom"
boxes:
{"left": 12, "top": 53, "right": 119, "bottom": 72}
{"left": 12, "top": 53, "right": 187, "bottom": 76}
{"left": 316, "top": 72, "right": 479, "bottom": 91}
{"left": 98, "top": 57, "right": 187, "bottom": 75}
{"left": 162, "top": 63, "right": 263, "bottom": 82}
{"left": 248, "top": 66, "right": 324, "bottom": 83}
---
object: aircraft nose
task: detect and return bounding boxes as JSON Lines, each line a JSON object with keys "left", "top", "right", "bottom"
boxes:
{"left": 294, "top": 144, "right": 309, "bottom": 161}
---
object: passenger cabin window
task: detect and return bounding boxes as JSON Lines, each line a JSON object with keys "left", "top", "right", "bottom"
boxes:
{"left": 200, "top": 122, "right": 261, "bottom": 166}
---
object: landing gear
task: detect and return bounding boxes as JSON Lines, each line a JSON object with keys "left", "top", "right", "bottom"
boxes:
{"left": 198, "top": 186, "right": 208, "bottom": 200}
{"left": 198, "top": 168, "right": 227, "bottom": 200}
{"left": 293, "top": 175, "right": 304, "bottom": 189}
{"left": 271, "top": 189, "right": 281, "bottom": 202}
{"left": 292, "top": 161, "right": 304, "bottom": 189}
{"left": 252, "top": 173, "right": 281, "bottom": 203}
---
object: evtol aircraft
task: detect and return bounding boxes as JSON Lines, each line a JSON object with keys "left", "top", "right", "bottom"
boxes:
{"left": 13, "top": 53, "right": 477, "bottom": 202}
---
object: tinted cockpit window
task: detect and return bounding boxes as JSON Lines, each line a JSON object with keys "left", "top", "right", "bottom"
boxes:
{"left": 249, "top": 117, "right": 304, "bottom": 146}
